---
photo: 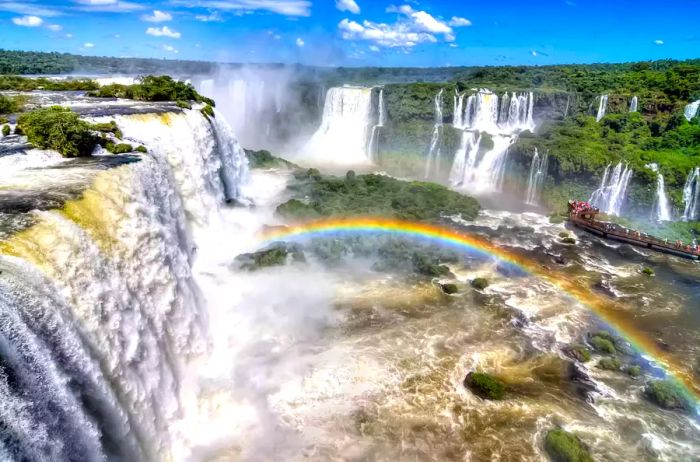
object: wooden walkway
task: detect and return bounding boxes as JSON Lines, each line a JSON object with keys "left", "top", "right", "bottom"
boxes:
{"left": 567, "top": 205, "right": 700, "bottom": 261}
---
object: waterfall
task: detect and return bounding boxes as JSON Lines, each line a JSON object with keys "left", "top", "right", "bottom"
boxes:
{"left": 424, "top": 89, "right": 444, "bottom": 178}
{"left": 684, "top": 100, "right": 700, "bottom": 121}
{"left": 367, "top": 88, "right": 385, "bottom": 162}
{"left": 630, "top": 96, "right": 638, "bottom": 113}
{"left": 448, "top": 131, "right": 482, "bottom": 186}
{"left": 453, "top": 91, "right": 465, "bottom": 129}
{"left": 589, "top": 162, "right": 633, "bottom": 216}
{"left": 646, "top": 163, "right": 672, "bottom": 221}
{"left": 304, "top": 86, "right": 375, "bottom": 166}
{"left": 682, "top": 167, "right": 700, "bottom": 221}
{"left": 448, "top": 89, "right": 534, "bottom": 193}
{"left": 596, "top": 95, "right": 608, "bottom": 122}
{"left": 0, "top": 108, "right": 248, "bottom": 461}
{"left": 525, "top": 149, "right": 549, "bottom": 205}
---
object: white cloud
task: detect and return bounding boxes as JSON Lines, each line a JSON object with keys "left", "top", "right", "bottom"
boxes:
{"left": 411, "top": 10, "right": 451, "bottom": 34}
{"left": 73, "top": 0, "right": 144, "bottom": 13}
{"left": 448, "top": 16, "right": 471, "bottom": 27}
{"left": 369, "top": 45, "right": 380, "bottom": 52}
{"left": 146, "top": 26, "right": 181, "bottom": 38}
{"left": 195, "top": 11, "right": 223, "bottom": 21}
{"left": 531, "top": 50, "right": 538, "bottom": 56}
{"left": 163, "top": 44, "right": 179, "bottom": 53}
{"left": 170, "top": 0, "right": 311, "bottom": 17}
{"left": 654, "top": 39, "right": 664, "bottom": 45}
{"left": 142, "top": 10, "right": 172, "bottom": 22}
{"left": 339, "top": 6, "right": 456, "bottom": 48}
{"left": 47, "top": 24, "right": 62, "bottom": 31}
{"left": 83, "top": 42, "right": 95, "bottom": 48}
{"left": 449, "top": 43, "right": 458, "bottom": 48}
{"left": 66, "top": 33, "right": 73, "bottom": 38}
{"left": 0, "top": 2, "right": 60, "bottom": 16}
{"left": 296, "top": 37, "right": 304, "bottom": 47}
{"left": 12, "top": 15, "right": 43, "bottom": 26}
{"left": 339, "top": 18, "right": 438, "bottom": 48}
{"left": 336, "top": 0, "right": 359, "bottom": 14}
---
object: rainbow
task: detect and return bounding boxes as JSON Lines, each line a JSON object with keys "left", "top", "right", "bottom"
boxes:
{"left": 261, "top": 216, "right": 700, "bottom": 407}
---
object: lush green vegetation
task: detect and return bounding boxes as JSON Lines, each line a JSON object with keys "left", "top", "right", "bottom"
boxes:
{"left": 245, "top": 149, "right": 297, "bottom": 169}
{"left": 0, "top": 49, "right": 216, "bottom": 75}
{"left": 589, "top": 333, "right": 616, "bottom": 355}
{"left": 17, "top": 106, "right": 100, "bottom": 157}
{"left": 513, "top": 112, "right": 700, "bottom": 214}
{"left": 1, "top": 124, "right": 10, "bottom": 137}
{"left": 596, "top": 358, "right": 621, "bottom": 371}
{"left": 0, "top": 93, "right": 26, "bottom": 114}
{"left": 565, "top": 344, "right": 592, "bottom": 363}
{"left": 463, "top": 372, "right": 506, "bottom": 400}
{"left": 88, "top": 75, "right": 214, "bottom": 106}
{"left": 16, "top": 106, "right": 130, "bottom": 157}
{"left": 626, "top": 365, "right": 642, "bottom": 378}
{"left": 544, "top": 428, "right": 594, "bottom": 462}
{"left": 276, "top": 169, "right": 480, "bottom": 222}
{"left": 0, "top": 75, "right": 98, "bottom": 91}
{"left": 235, "top": 243, "right": 305, "bottom": 271}
{"left": 643, "top": 380, "right": 691, "bottom": 411}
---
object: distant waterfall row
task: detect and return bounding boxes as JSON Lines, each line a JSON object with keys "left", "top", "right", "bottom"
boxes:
{"left": 424, "top": 89, "right": 445, "bottom": 178}
{"left": 589, "top": 162, "right": 633, "bottom": 216}
{"left": 453, "top": 90, "right": 535, "bottom": 133}
{"left": 303, "top": 86, "right": 379, "bottom": 166}
{"left": 646, "top": 163, "right": 672, "bottom": 222}
{"left": 449, "top": 89, "right": 535, "bottom": 195}
{"left": 683, "top": 168, "right": 700, "bottom": 221}
{"left": 526, "top": 149, "right": 549, "bottom": 205}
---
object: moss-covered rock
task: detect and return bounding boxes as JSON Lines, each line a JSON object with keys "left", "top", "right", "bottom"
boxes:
{"left": 201, "top": 104, "right": 215, "bottom": 119}
{"left": 104, "top": 142, "right": 133, "bottom": 154}
{"left": 245, "top": 149, "right": 297, "bottom": 169}
{"left": 596, "top": 357, "right": 621, "bottom": 371}
{"left": 471, "top": 278, "right": 489, "bottom": 290}
{"left": 643, "top": 380, "right": 691, "bottom": 411}
{"left": 544, "top": 428, "right": 594, "bottom": 462}
{"left": 440, "top": 283, "right": 459, "bottom": 294}
{"left": 176, "top": 100, "right": 192, "bottom": 109}
{"left": 276, "top": 199, "right": 320, "bottom": 221}
{"left": 135, "top": 145, "right": 148, "bottom": 153}
{"left": 561, "top": 237, "right": 577, "bottom": 245}
{"left": 1, "top": 124, "right": 9, "bottom": 137}
{"left": 626, "top": 365, "right": 642, "bottom": 378}
{"left": 641, "top": 267, "right": 655, "bottom": 276}
{"left": 564, "top": 344, "right": 592, "bottom": 363}
{"left": 559, "top": 231, "right": 571, "bottom": 238}
{"left": 463, "top": 372, "right": 506, "bottom": 400}
{"left": 234, "top": 242, "right": 305, "bottom": 271}
{"left": 589, "top": 336, "right": 616, "bottom": 355}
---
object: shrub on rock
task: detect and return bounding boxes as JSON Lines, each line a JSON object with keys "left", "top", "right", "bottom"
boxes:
{"left": 463, "top": 372, "right": 506, "bottom": 400}
{"left": 471, "top": 278, "right": 489, "bottom": 290}
{"left": 643, "top": 380, "right": 691, "bottom": 411}
{"left": 544, "top": 428, "right": 594, "bottom": 462}
{"left": 596, "top": 357, "right": 621, "bottom": 371}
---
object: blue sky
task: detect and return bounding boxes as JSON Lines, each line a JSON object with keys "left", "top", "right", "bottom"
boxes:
{"left": 0, "top": 0, "right": 698, "bottom": 67}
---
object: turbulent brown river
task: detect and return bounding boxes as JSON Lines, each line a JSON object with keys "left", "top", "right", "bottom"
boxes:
{"left": 0, "top": 95, "right": 698, "bottom": 461}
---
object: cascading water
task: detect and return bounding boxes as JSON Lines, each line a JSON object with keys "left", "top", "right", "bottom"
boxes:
{"left": 424, "top": 89, "right": 444, "bottom": 178}
{"left": 448, "top": 131, "right": 482, "bottom": 186}
{"left": 646, "top": 163, "right": 672, "bottom": 221}
{"left": 630, "top": 96, "right": 638, "bottom": 113}
{"left": 682, "top": 167, "right": 700, "bottom": 221}
{"left": 0, "top": 108, "right": 249, "bottom": 461}
{"left": 367, "top": 88, "right": 385, "bottom": 163}
{"left": 303, "top": 86, "right": 375, "bottom": 166}
{"left": 685, "top": 100, "right": 700, "bottom": 121}
{"left": 596, "top": 95, "right": 608, "bottom": 122}
{"left": 449, "top": 89, "right": 535, "bottom": 193}
{"left": 525, "top": 148, "right": 549, "bottom": 205}
{"left": 589, "top": 162, "right": 633, "bottom": 216}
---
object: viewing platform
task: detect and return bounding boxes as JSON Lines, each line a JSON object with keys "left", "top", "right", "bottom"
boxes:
{"left": 567, "top": 200, "right": 700, "bottom": 261}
